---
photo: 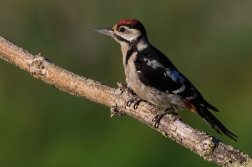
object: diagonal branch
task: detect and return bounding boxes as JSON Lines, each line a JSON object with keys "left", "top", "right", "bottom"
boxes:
{"left": 0, "top": 36, "right": 251, "bottom": 167}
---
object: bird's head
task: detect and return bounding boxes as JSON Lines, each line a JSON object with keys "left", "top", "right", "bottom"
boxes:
{"left": 95, "top": 19, "right": 149, "bottom": 51}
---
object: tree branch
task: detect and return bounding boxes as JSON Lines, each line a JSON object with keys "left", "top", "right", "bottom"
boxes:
{"left": 0, "top": 36, "right": 251, "bottom": 167}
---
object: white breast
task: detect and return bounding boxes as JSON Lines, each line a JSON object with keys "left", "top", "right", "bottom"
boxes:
{"left": 124, "top": 52, "right": 139, "bottom": 88}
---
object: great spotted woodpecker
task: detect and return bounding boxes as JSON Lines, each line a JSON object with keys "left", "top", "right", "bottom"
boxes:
{"left": 95, "top": 19, "right": 237, "bottom": 141}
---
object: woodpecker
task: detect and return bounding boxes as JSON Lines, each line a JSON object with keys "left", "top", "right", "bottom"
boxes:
{"left": 95, "top": 19, "right": 237, "bottom": 141}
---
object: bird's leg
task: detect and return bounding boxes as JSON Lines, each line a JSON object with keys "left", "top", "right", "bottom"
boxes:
{"left": 117, "top": 82, "right": 144, "bottom": 110}
{"left": 117, "top": 82, "right": 135, "bottom": 95}
{"left": 117, "top": 82, "right": 127, "bottom": 95}
{"left": 152, "top": 108, "right": 178, "bottom": 128}
{"left": 126, "top": 97, "right": 144, "bottom": 110}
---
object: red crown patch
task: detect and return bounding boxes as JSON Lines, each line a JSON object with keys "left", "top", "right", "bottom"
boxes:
{"left": 117, "top": 19, "right": 138, "bottom": 26}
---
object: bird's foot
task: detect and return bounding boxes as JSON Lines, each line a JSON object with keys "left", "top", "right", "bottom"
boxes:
{"left": 126, "top": 97, "right": 143, "bottom": 110}
{"left": 152, "top": 109, "right": 178, "bottom": 128}
{"left": 117, "top": 82, "right": 135, "bottom": 95}
{"left": 117, "top": 82, "right": 127, "bottom": 95}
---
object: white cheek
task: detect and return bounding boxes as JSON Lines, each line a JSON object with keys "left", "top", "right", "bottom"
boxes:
{"left": 121, "top": 29, "right": 142, "bottom": 41}
{"left": 121, "top": 33, "right": 136, "bottom": 41}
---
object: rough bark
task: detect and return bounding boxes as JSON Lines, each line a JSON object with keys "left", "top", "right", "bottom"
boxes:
{"left": 0, "top": 36, "right": 251, "bottom": 167}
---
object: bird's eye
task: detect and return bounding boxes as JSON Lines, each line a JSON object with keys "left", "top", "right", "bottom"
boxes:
{"left": 118, "top": 27, "right": 126, "bottom": 32}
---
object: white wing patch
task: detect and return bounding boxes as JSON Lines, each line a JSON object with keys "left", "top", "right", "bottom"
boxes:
{"left": 165, "top": 69, "right": 185, "bottom": 83}
{"left": 172, "top": 85, "right": 186, "bottom": 94}
{"left": 144, "top": 58, "right": 164, "bottom": 69}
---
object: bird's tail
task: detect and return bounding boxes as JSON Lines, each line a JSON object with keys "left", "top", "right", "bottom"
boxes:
{"left": 196, "top": 106, "right": 237, "bottom": 141}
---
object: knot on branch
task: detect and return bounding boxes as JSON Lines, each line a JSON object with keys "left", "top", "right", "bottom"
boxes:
{"left": 24, "top": 53, "right": 50, "bottom": 77}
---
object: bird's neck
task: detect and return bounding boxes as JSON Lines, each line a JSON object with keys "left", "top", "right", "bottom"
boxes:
{"left": 121, "top": 36, "right": 149, "bottom": 67}
{"left": 135, "top": 36, "right": 149, "bottom": 51}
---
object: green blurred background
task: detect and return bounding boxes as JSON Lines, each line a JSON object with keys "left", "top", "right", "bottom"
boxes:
{"left": 0, "top": 0, "right": 252, "bottom": 166}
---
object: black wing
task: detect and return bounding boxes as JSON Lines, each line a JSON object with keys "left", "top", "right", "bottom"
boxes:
{"left": 135, "top": 45, "right": 218, "bottom": 111}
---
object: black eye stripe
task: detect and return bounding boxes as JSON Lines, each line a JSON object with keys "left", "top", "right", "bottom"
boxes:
{"left": 115, "top": 34, "right": 129, "bottom": 43}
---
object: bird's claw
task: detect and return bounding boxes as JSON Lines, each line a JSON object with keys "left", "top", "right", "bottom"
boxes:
{"left": 117, "top": 82, "right": 136, "bottom": 95}
{"left": 117, "top": 82, "right": 128, "bottom": 95}
{"left": 126, "top": 97, "right": 143, "bottom": 110}
{"left": 152, "top": 113, "right": 166, "bottom": 128}
{"left": 152, "top": 108, "right": 178, "bottom": 128}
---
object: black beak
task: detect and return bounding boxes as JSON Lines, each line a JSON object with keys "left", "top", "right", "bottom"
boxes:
{"left": 94, "top": 28, "right": 114, "bottom": 36}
